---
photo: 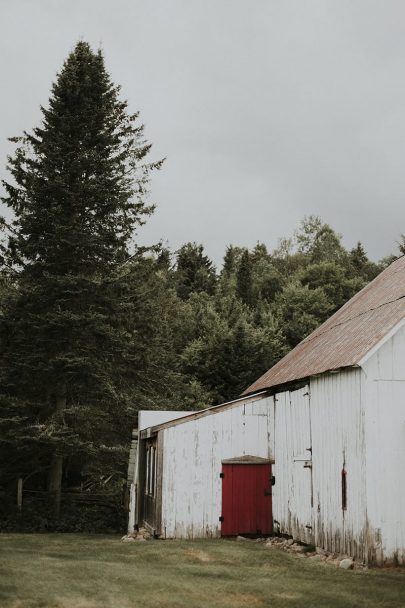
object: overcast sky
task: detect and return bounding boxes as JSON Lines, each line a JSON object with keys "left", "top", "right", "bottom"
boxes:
{"left": 1, "top": 0, "right": 404, "bottom": 265}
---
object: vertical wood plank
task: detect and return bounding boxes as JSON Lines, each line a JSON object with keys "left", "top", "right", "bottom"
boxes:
{"left": 155, "top": 431, "right": 164, "bottom": 536}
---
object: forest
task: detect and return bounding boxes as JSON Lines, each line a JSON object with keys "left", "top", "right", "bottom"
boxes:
{"left": 0, "top": 42, "right": 402, "bottom": 533}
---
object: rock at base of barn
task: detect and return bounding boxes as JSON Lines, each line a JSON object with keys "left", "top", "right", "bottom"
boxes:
{"left": 339, "top": 558, "right": 354, "bottom": 570}
{"left": 308, "top": 554, "right": 323, "bottom": 561}
{"left": 263, "top": 536, "right": 364, "bottom": 569}
{"left": 122, "top": 527, "right": 152, "bottom": 542}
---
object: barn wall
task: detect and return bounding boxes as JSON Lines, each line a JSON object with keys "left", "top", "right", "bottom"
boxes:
{"left": 272, "top": 386, "right": 314, "bottom": 544}
{"left": 160, "top": 396, "right": 274, "bottom": 538}
{"left": 273, "top": 370, "right": 368, "bottom": 561}
{"left": 362, "top": 322, "right": 405, "bottom": 565}
{"left": 311, "top": 370, "right": 367, "bottom": 560}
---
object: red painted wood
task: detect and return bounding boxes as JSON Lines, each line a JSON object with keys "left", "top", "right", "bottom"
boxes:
{"left": 221, "top": 463, "right": 272, "bottom": 536}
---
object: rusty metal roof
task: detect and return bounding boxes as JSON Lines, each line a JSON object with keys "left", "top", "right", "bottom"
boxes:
{"left": 243, "top": 255, "right": 405, "bottom": 395}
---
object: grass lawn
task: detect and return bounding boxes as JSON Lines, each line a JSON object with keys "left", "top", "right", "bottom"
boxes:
{"left": 0, "top": 535, "right": 404, "bottom": 608}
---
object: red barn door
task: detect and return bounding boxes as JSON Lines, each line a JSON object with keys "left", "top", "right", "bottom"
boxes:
{"left": 220, "top": 459, "right": 273, "bottom": 536}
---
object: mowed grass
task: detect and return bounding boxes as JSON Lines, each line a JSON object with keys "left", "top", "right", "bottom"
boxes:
{"left": 0, "top": 535, "right": 404, "bottom": 608}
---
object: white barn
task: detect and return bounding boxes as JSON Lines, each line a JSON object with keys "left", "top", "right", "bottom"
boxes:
{"left": 128, "top": 396, "right": 274, "bottom": 539}
{"left": 128, "top": 256, "right": 405, "bottom": 565}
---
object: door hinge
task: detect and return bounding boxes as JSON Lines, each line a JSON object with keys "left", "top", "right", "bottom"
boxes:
{"left": 271, "top": 475, "right": 275, "bottom": 486}
{"left": 219, "top": 516, "right": 224, "bottom": 522}
{"left": 220, "top": 472, "right": 224, "bottom": 478}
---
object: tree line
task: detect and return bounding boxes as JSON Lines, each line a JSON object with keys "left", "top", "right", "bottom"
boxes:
{"left": 0, "top": 42, "right": 401, "bottom": 528}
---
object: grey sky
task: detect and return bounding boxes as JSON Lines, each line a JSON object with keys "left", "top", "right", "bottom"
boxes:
{"left": 1, "top": 0, "right": 404, "bottom": 265}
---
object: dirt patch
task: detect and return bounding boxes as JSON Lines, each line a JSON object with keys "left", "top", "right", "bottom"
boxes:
{"left": 222, "top": 592, "right": 264, "bottom": 606}
{"left": 9, "top": 601, "right": 100, "bottom": 608}
{"left": 53, "top": 600, "right": 100, "bottom": 608}
{"left": 185, "top": 549, "right": 212, "bottom": 562}
{"left": 259, "top": 562, "right": 288, "bottom": 574}
{"left": 273, "top": 592, "right": 303, "bottom": 600}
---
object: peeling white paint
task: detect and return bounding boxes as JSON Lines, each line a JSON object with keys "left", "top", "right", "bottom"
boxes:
{"left": 131, "top": 319, "right": 405, "bottom": 564}
{"left": 362, "top": 321, "right": 405, "bottom": 565}
{"left": 160, "top": 397, "right": 273, "bottom": 538}
{"left": 273, "top": 322, "right": 405, "bottom": 564}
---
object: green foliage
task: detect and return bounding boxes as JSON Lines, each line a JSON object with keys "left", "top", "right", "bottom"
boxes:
{"left": 275, "top": 282, "right": 332, "bottom": 347}
{"left": 180, "top": 293, "right": 286, "bottom": 402}
{"left": 397, "top": 234, "right": 405, "bottom": 256}
{"left": 174, "top": 242, "right": 216, "bottom": 300}
{"left": 0, "top": 39, "right": 394, "bottom": 530}
{"left": 0, "top": 42, "right": 163, "bottom": 493}
{"left": 250, "top": 244, "right": 283, "bottom": 303}
{"left": 296, "top": 216, "right": 345, "bottom": 262}
{"left": 236, "top": 249, "right": 253, "bottom": 306}
{"left": 299, "top": 261, "right": 366, "bottom": 313}
{"left": 0, "top": 497, "right": 126, "bottom": 533}
{"left": 347, "top": 242, "right": 380, "bottom": 282}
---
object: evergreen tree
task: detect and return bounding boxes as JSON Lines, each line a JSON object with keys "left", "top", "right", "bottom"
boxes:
{"left": 349, "top": 242, "right": 369, "bottom": 272}
{"left": 181, "top": 293, "right": 286, "bottom": 402}
{"left": 0, "top": 42, "right": 162, "bottom": 512}
{"left": 218, "top": 245, "right": 245, "bottom": 296}
{"left": 236, "top": 249, "right": 253, "bottom": 306}
{"left": 174, "top": 242, "right": 216, "bottom": 300}
{"left": 117, "top": 256, "right": 212, "bottom": 412}
{"left": 250, "top": 243, "right": 283, "bottom": 303}
{"left": 348, "top": 242, "right": 380, "bottom": 282}
{"left": 222, "top": 245, "right": 237, "bottom": 277}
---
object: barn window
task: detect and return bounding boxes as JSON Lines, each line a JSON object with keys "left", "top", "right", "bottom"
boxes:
{"left": 341, "top": 468, "right": 347, "bottom": 511}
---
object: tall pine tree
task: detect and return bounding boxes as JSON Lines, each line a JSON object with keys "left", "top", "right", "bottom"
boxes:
{"left": 0, "top": 42, "right": 162, "bottom": 512}
{"left": 174, "top": 242, "right": 216, "bottom": 300}
{"left": 236, "top": 249, "right": 253, "bottom": 306}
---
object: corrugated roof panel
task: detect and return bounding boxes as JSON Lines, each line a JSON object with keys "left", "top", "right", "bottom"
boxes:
{"left": 243, "top": 256, "right": 405, "bottom": 395}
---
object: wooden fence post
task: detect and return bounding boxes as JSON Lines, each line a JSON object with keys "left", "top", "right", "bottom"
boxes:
{"left": 17, "top": 478, "right": 23, "bottom": 512}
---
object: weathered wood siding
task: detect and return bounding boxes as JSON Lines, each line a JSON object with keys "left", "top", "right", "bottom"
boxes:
{"left": 132, "top": 320, "right": 405, "bottom": 563}
{"left": 362, "top": 321, "right": 405, "bottom": 565}
{"left": 273, "top": 386, "right": 314, "bottom": 544}
{"left": 311, "top": 370, "right": 367, "bottom": 560}
{"left": 127, "top": 430, "right": 138, "bottom": 533}
{"left": 273, "top": 370, "right": 368, "bottom": 561}
{"left": 160, "top": 397, "right": 274, "bottom": 538}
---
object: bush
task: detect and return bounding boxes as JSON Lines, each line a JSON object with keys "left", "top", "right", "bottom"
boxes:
{"left": 0, "top": 494, "right": 126, "bottom": 534}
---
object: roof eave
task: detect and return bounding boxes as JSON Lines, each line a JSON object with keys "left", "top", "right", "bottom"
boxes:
{"left": 242, "top": 364, "right": 361, "bottom": 398}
